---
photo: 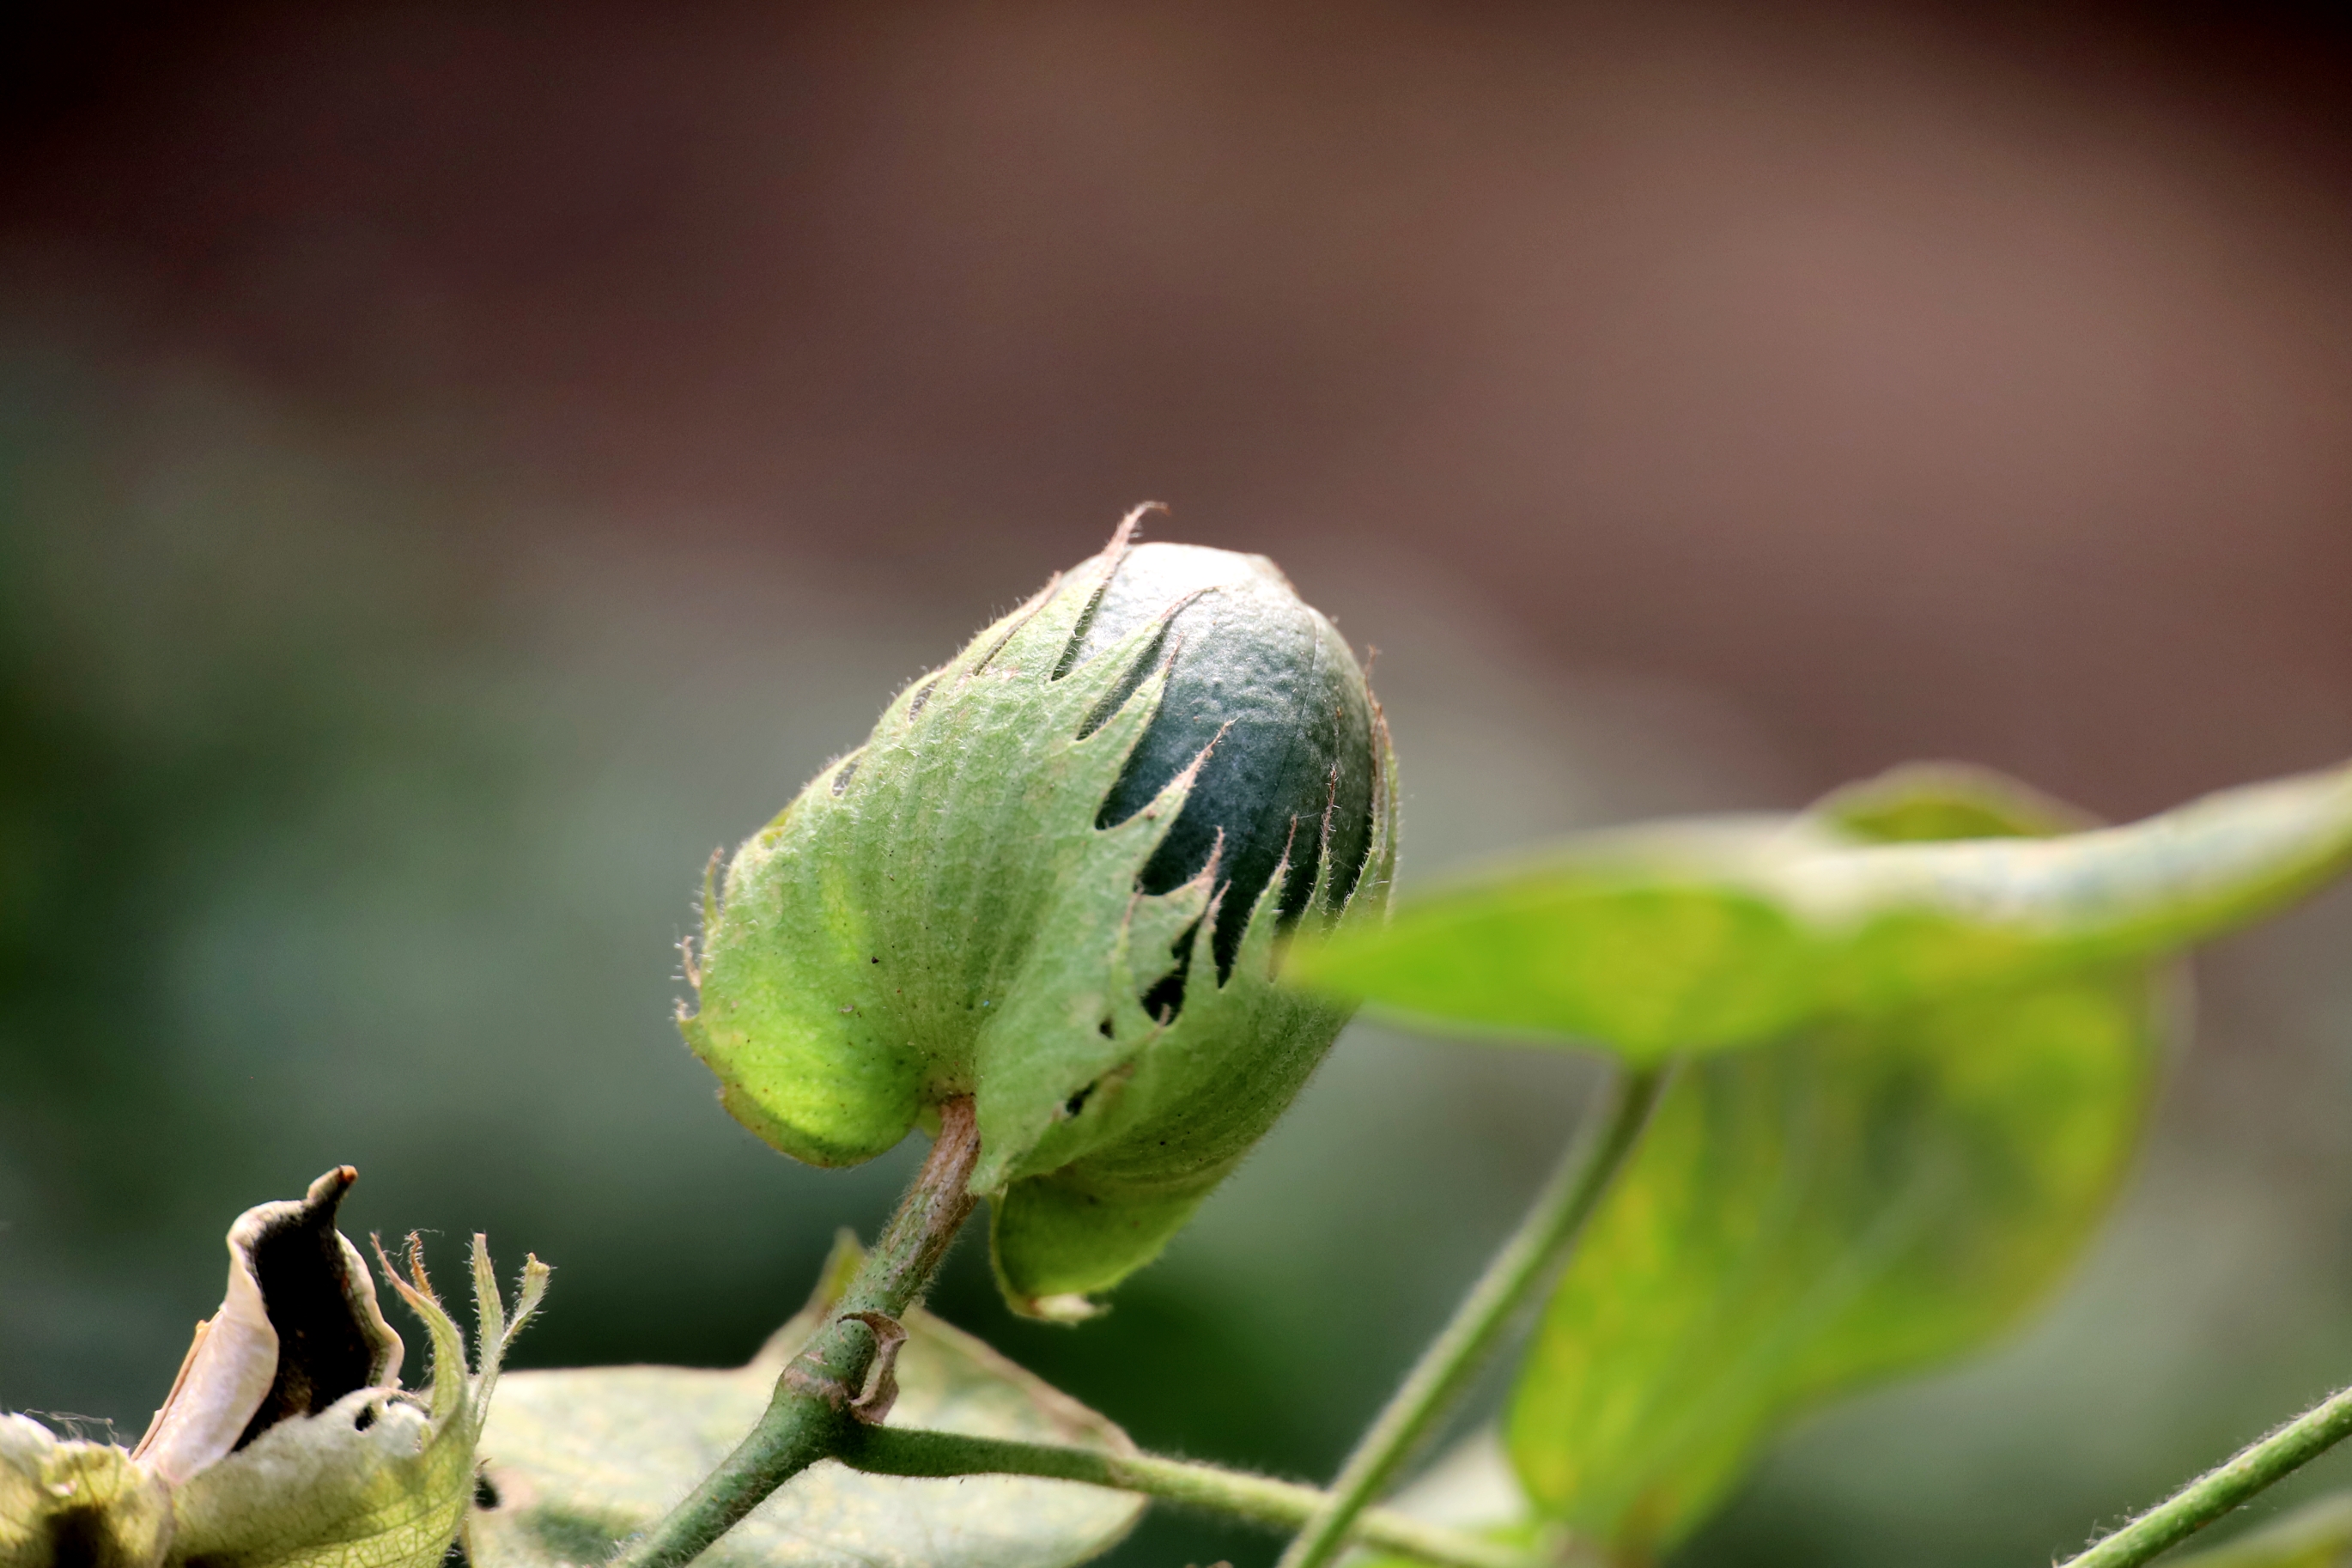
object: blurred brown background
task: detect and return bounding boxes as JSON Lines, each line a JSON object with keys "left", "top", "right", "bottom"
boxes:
{"left": 3, "top": 5, "right": 2350, "bottom": 1566}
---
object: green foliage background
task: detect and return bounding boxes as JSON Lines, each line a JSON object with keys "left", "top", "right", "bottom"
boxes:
{"left": 4, "top": 325, "right": 2351, "bottom": 1568}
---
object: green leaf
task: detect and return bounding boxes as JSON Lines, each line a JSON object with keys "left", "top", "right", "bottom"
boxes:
{"left": 1504, "top": 769, "right": 2172, "bottom": 1554}
{"left": 2167, "top": 1495, "right": 2352, "bottom": 1568}
{"left": 1288, "top": 759, "right": 2352, "bottom": 1061}
{"left": 469, "top": 1271, "right": 1144, "bottom": 1568}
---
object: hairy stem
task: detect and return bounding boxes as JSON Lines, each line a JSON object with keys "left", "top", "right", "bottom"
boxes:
{"left": 609, "top": 1099, "right": 982, "bottom": 1568}
{"left": 1275, "top": 1062, "right": 1674, "bottom": 1568}
{"left": 2057, "top": 1378, "right": 2352, "bottom": 1568}
{"left": 846, "top": 1424, "right": 1538, "bottom": 1568}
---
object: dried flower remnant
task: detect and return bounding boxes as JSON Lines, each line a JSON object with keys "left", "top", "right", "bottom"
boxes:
{"left": 0, "top": 1170, "right": 546, "bottom": 1568}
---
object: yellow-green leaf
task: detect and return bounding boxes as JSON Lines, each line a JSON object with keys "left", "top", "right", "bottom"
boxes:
{"left": 1501, "top": 767, "right": 2174, "bottom": 1555}
{"left": 1504, "top": 966, "right": 2167, "bottom": 1552}
{"left": 1290, "top": 759, "right": 2352, "bottom": 1061}
{"left": 470, "top": 1292, "right": 1143, "bottom": 1568}
{"left": 1504, "top": 968, "right": 2163, "bottom": 1560}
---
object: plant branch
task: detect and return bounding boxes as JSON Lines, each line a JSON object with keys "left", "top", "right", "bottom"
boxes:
{"left": 845, "top": 1424, "right": 1538, "bottom": 1568}
{"left": 2057, "top": 1378, "right": 2352, "bottom": 1568}
{"left": 1275, "top": 1061, "right": 1674, "bottom": 1568}
{"left": 608, "top": 1098, "right": 982, "bottom": 1568}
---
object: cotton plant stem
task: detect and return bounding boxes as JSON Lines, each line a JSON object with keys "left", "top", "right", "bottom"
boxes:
{"left": 2057, "top": 1378, "right": 2352, "bottom": 1568}
{"left": 846, "top": 1425, "right": 1539, "bottom": 1568}
{"left": 1276, "top": 1062, "right": 1674, "bottom": 1568}
{"left": 609, "top": 1098, "right": 982, "bottom": 1568}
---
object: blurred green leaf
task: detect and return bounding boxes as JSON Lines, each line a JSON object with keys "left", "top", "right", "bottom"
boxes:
{"left": 1288, "top": 759, "right": 2352, "bottom": 1061}
{"left": 2166, "top": 1496, "right": 2352, "bottom": 1568}
{"left": 470, "top": 1266, "right": 1143, "bottom": 1568}
{"left": 1505, "top": 968, "right": 2166, "bottom": 1551}
{"left": 1503, "top": 769, "right": 2172, "bottom": 1555}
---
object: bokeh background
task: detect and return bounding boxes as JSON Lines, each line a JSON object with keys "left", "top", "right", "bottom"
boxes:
{"left": 6, "top": 4, "right": 2352, "bottom": 1565}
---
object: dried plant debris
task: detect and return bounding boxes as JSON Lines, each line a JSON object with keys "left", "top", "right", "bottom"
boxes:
{"left": 1, "top": 1170, "right": 545, "bottom": 1568}
{"left": 131, "top": 1169, "right": 404, "bottom": 1488}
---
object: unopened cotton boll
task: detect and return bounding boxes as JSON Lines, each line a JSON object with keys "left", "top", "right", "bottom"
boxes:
{"left": 682, "top": 518, "right": 1397, "bottom": 1316}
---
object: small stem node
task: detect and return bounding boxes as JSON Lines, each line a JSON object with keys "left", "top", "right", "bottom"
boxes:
{"left": 608, "top": 1098, "right": 982, "bottom": 1568}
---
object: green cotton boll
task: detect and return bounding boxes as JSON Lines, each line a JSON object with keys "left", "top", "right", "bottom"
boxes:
{"left": 682, "top": 520, "right": 1398, "bottom": 1317}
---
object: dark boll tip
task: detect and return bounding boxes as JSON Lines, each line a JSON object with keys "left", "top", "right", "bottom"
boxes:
{"left": 1069, "top": 541, "right": 1378, "bottom": 979}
